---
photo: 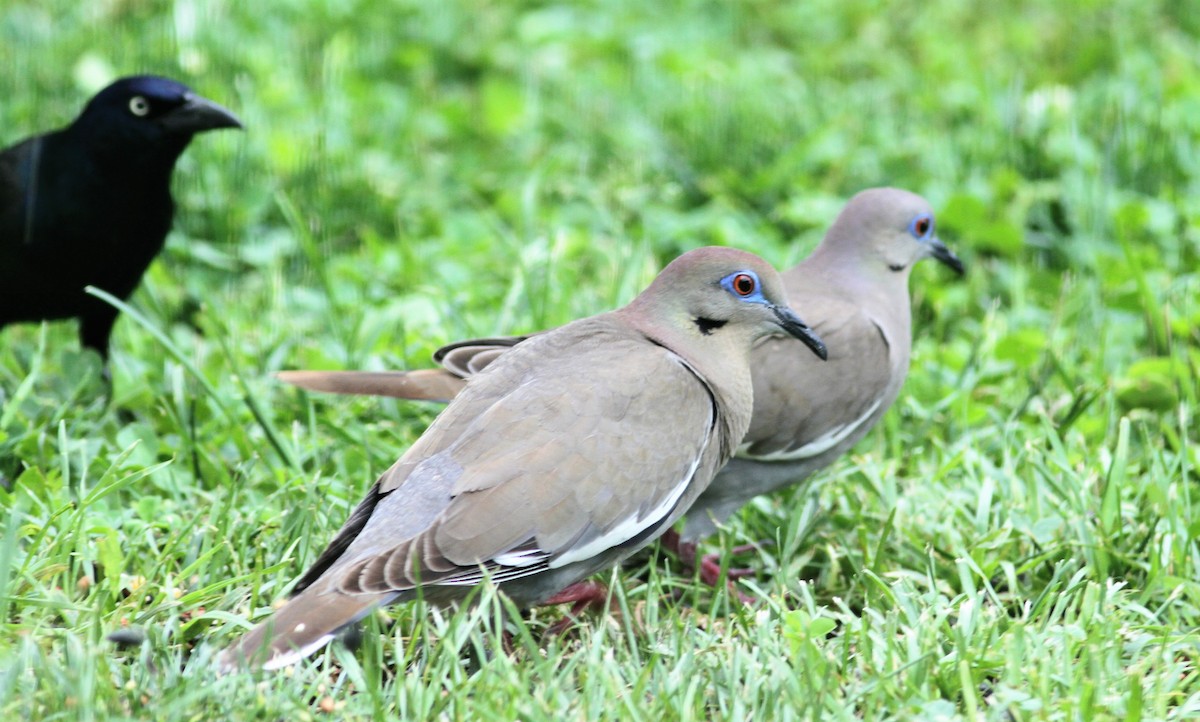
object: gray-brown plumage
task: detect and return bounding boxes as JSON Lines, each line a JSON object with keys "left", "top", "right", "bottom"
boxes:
{"left": 279, "top": 188, "right": 963, "bottom": 548}
{"left": 220, "top": 246, "right": 827, "bottom": 671}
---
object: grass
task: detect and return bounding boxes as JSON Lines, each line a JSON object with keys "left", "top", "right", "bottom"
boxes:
{"left": 1, "top": 0, "right": 1198, "bottom": 718}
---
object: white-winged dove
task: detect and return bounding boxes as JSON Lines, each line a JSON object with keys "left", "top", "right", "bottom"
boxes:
{"left": 279, "top": 188, "right": 963, "bottom": 572}
{"left": 681, "top": 187, "right": 963, "bottom": 545}
{"left": 220, "top": 246, "right": 827, "bottom": 671}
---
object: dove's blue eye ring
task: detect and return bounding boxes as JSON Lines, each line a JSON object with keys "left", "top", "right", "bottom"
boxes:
{"left": 720, "top": 270, "right": 765, "bottom": 302}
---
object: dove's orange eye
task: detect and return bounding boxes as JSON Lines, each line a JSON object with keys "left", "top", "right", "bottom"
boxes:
{"left": 732, "top": 273, "right": 756, "bottom": 296}
{"left": 910, "top": 214, "right": 934, "bottom": 238}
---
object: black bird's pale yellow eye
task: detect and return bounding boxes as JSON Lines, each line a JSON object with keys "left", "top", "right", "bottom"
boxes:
{"left": 128, "top": 96, "right": 151, "bottom": 117}
{"left": 732, "top": 273, "right": 756, "bottom": 296}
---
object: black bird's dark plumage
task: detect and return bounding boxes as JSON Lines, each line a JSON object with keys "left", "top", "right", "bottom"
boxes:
{"left": 0, "top": 75, "right": 241, "bottom": 361}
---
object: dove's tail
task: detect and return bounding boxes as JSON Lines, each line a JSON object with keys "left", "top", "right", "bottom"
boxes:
{"left": 219, "top": 580, "right": 395, "bottom": 672}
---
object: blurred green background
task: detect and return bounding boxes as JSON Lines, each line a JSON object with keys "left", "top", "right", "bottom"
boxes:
{"left": 0, "top": 0, "right": 1197, "bottom": 718}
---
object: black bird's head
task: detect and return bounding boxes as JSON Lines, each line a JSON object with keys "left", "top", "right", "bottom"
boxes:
{"left": 71, "top": 75, "right": 242, "bottom": 165}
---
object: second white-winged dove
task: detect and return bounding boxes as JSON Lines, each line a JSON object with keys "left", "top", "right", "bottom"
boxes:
{"left": 278, "top": 188, "right": 963, "bottom": 573}
{"left": 680, "top": 187, "right": 963, "bottom": 546}
{"left": 220, "top": 246, "right": 827, "bottom": 671}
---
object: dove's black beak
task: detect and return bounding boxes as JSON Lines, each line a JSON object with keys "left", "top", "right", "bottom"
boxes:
{"left": 929, "top": 236, "right": 965, "bottom": 276}
{"left": 772, "top": 304, "right": 828, "bottom": 360}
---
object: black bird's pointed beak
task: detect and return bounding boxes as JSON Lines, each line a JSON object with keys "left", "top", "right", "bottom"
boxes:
{"left": 160, "top": 93, "right": 243, "bottom": 133}
{"left": 772, "top": 305, "right": 828, "bottom": 360}
{"left": 929, "top": 236, "right": 965, "bottom": 276}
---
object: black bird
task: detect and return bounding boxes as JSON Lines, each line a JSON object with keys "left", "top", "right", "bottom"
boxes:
{"left": 0, "top": 75, "right": 242, "bottom": 363}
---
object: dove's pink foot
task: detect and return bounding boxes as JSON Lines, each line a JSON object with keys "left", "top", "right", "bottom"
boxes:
{"left": 661, "top": 529, "right": 761, "bottom": 604}
{"left": 542, "top": 581, "right": 610, "bottom": 635}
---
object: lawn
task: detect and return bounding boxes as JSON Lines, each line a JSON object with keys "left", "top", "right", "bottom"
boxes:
{"left": 1, "top": 0, "right": 1198, "bottom": 719}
